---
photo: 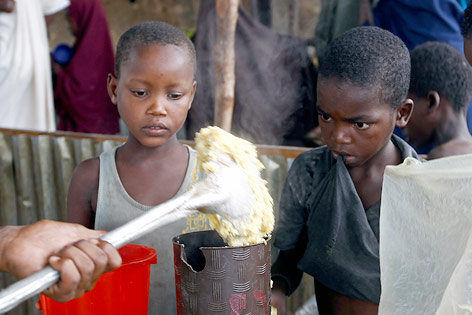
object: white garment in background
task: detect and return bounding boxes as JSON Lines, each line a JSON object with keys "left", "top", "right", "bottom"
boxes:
{"left": 295, "top": 294, "right": 319, "bottom": 315}
{"left": 379, "top": 155, "right": 472, "bottom": 315}
{"left": 0, "top": 0, "right": 69, "bottom": 131}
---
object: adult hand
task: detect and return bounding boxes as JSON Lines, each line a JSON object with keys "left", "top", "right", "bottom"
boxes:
{"left": 271, "top": 287, "right": 288, "bottom": 315}
{"left": 0, "top": 0, "right": 15, "bottom": 13}
{"left": 43, "top": 239, "right": 121, "bottom": 302}
{"left": 0, "top": 220, "right": 122, "bottom": 302}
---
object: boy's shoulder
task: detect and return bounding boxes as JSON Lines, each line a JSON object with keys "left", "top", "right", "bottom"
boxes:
{"left": 72, "top": 156, "right": 100, "bottom": 186}
{"left": 288, "top": 146, "right": 335, "bottom": 184}
{"left": 74, "top": 143, "right": 121, "bottom": 182}
{"left": 428, "top": 138, "right": 472, "bottom": 159}
{"left": 293, "top": 145, "right": 333, "bottom": 169}
{"left": 391, "top": 134, "right": 423, "bottom": 161}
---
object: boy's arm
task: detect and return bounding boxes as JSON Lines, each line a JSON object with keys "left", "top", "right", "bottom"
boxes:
{"left": 271, "top": 153, "right": 313, "bottom": 294}
{"left": 67, "top": 158, "right": 100, "bottom": 228}
{"left": 271, "top": 243, "right": 306, "bottom": 295}
{"left": 270, "top": 170, "right": 309, "bottom": 314}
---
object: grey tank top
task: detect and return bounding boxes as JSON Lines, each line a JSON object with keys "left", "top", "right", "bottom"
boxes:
{"left": 95, "top": 145, "right": 210, "bottom": 314}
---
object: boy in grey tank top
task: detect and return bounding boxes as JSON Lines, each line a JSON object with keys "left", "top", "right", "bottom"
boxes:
{"left": 66, "top": 22, "right": 210, "bottom": 314}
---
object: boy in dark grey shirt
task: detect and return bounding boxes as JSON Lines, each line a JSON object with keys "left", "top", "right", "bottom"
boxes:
{"left": 271, "top": 26, "right": 421, "bottom": 315}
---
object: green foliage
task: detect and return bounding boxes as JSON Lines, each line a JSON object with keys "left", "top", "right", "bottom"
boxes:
{"left": 184, "top": 28, "right": 196, "bottom": 40}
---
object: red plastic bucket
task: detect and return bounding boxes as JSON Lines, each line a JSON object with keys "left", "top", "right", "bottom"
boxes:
{"left": 39, "top": 244, "right": 157, "bottom": 315}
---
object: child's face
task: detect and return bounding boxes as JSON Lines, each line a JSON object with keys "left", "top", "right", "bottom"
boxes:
{"left": 402, "top": 92, "right": 436, "bottom": 148}
{"left": 108, "top": 44, "right": 196, "bottom": 148}
{"left": 316, "top": 78, "right": 411, "bottom": 167}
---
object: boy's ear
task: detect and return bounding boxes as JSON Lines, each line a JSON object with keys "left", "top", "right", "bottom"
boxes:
{"left": 188, "top": 81, "right": 197, "bottom": 110}
{"left": 107, "top": 73, "right": 118, "bottom": 105}
{"left": 395, "top": 98, "right": 414, "bottom": 128}
{"left": 427, "top": 90, "right": 440, "bottom": 113}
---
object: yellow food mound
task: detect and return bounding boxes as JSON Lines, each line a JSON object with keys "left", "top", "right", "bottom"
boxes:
{"left": 195, "top": 126, "right": 274, "bottom": 246}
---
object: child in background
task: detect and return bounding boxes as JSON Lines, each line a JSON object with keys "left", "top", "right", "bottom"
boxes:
{"left": 403, "top": 41, "right": 472, "bottom": 159}
{"left": 54, "top": 0, "right": 119, "bottom": 134}
{"left": 462, "top": 3, "right": 472, "bottom": 65}
{"left": 271, "top": 26, "right": 421, "bottom": 315}
{"left": 67, "top": 21, "right": 210, "bottom": 314}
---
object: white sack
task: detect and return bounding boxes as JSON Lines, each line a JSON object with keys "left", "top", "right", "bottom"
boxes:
{"left": 379, "top": 154, "right": 472, "bottom": 315}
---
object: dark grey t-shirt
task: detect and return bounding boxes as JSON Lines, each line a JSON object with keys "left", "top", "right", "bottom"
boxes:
{"left": 272, "top": 135, "right": 420, "bottom": 303}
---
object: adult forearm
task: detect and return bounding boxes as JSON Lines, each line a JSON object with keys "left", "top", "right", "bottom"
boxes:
{"left": 0, "top": 221, "right": 122, "bottom": 304}
{"left": 0, "top": 225, "right": 21, "bottom": 273}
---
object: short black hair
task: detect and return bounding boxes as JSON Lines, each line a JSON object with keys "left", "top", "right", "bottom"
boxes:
{"left": 115, "top": 21, "right": 196, "bottom": 78}
{"left": 318, "top": 26, "right": 410, "bottom": 109}
{"left": 409, "top": 41, "right": 472, "bottom": 112}
{"left": 461, "top": 4, "right": 472, "bottom": 40}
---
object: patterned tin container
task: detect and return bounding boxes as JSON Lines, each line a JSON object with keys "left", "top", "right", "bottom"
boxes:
{"left": 173, "top": 230, "right": 271, "bottom": 315}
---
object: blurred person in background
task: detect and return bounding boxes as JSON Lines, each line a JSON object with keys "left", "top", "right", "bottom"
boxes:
{"left": 404, "top": 41, "right": 472, "bottom": 159}
{"left": 373, "top": 0, "right": 472, "bottom": 153}
{"left": 0, "top": 0, "right": 69, "bottom": 131}
{"left": 462, "top": 2, "right": 472, "bottom": 64}
{"left": 54, "top": 0, "right": 119, "bottom": 134}
{"left": 374, "top": 0, "right": 465, "bottom": 52}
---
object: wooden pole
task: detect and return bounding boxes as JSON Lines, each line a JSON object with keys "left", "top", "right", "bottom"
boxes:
{"left": 288, "top": 0, "right": 300, "bottom": 36}
{"left": 213, "top": 0, "right": 239, "bottom": 132}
